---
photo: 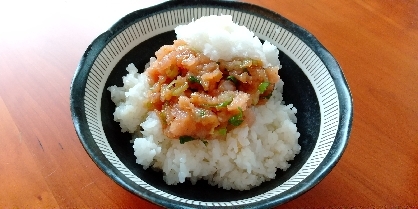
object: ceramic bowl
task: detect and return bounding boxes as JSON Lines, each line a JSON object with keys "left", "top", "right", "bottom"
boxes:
{"left": 70, "top": 0, "right": 353, "bottom": 208}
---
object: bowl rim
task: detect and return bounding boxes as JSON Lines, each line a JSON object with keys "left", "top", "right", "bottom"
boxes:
{"left": 70, "top": 0, "right": 353, "bottom": 208}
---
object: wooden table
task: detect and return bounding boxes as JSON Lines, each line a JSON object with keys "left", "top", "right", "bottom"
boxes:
{"left": 0, "top": 0, "right": 417, "bottom": 208}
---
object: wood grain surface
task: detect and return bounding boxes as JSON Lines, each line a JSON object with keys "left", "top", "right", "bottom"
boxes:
{"left": 0, "top": 0, "right": 417, "bottom": 208}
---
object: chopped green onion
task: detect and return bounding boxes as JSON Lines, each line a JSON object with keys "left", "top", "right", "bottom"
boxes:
{"left": 159, "top": 111, "right": 167, "bottom": 125}
{"left": 201, "top": 99, "right": 232, "bottom": 109}
{"left": 188, "top": 75, "right": 200, "bottom": 84}
{"left": 228, "top": 107, "right": 244, "bottom": 126}
{"left": 251, "top": 59, "right": 263, "bottom": 66}
{"left": 201, "top": 140, "right": 208, "bottom": 146}
{"left": 217, "top": 99, "right": 232, "bottom": 108}
{"left": 258, "top": 81, "right": 270, "bottom": 94}
{"left": 166, "top": 65, "right": 179, "bottom": 79}
{"left": 198, "top": 109, "right": 206, "bottom": 117}
{"left": 164, "top": 80, "right": 176, "bottom": 90}
{"left": 227, "top": 75, "right": 238, "bottom": 84}
{"left": 146, "top": 101, "right": 153, "bottom": 109}
{"left": 179, "top": 135, "right": 195, "bottom": 144}
{"left": 240, "top": 59, "right": 252, "bottom": 68}
{"left": 217, "top": 128, "right": 227, "bottom": 135}
{"left": 172, "top": 82, "right": 189, "bottom": 96}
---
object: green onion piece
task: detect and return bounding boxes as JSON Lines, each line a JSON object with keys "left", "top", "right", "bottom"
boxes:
{"left": 159, "top": 111, "right": 167, "bottom": 125}
{"left": 146, "top": 101, "right": 153, "bottom": 109}
{"left": 201, "top": 98, "right": 232, "bottom": 109}
{"left": 165, "top": 80, "right": 176, "bottom": 91}
{"left": 251, "top": 59, "right": 263, "bottom": 66}
{"left": 201, "top": 99, "right": 232, "bottom": 109}
{"left": 217, "top": 99, "right": 232, "bottom": 108}
{"left": 240, "top": 59, "right": 252, "bottom": 68}
{"left": 199, "top": 109, "right": 206, "bottom": 117}
{"left": 218, "top": 128, "right": 227, "bottom": 135}
{"left": 188, "top": 76, "right": 200, "bottom": 84}
{"left": 227, "top": 75, "right": 238, "bottom": 84}
{"left": 179, "top": 135, "right": 195, "bottom": 144}
{"left": 228, "top": 107, "right": 244, "bottom": 126}
{"left": 202, "top": 140, "right": 208, "bottom": 146}
{"left": 166, "top": 65, "right": 179, "bottom": 79}
{"left": 258, "top": 81, "right": 270, "bottom": 94}
{"left": 172, "top": 82, "right": 189, "bottom": 96}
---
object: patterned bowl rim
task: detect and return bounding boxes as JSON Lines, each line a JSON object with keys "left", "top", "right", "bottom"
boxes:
{"left": 70, "top": 0, "right": 353, "bottom": 208}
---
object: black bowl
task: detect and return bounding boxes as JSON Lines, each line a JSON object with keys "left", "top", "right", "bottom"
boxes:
{"left": 70, "top": 0, "right": 352, "bottom": 208}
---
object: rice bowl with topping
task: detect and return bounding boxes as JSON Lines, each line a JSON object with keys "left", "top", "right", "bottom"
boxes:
{"left": 107, "top": 15, "right": 301, "bottom": 190}
{"left": 71, "top": 1, "right": 353, "bottom": 207}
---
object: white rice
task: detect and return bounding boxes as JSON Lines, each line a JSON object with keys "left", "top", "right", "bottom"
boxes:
{"left": 108, "top": 15, "right": 300, "bottom": 190}
{"left": 175, "top": 15, "right": 280, "bottom": 67}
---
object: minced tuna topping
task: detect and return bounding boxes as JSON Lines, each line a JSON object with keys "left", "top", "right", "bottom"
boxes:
{"left": 145, "top": 40, "right": 280, "bottom": 141}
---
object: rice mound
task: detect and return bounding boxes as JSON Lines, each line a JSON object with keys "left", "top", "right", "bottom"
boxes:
{"left": 108, "top": 15, "right": 300, "bottom": 190}
{"left": 109, "top": 65, "right": 300, "bottom": 190}
{"left": 175, "top": 15, "right": 279, "bottom": 67}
